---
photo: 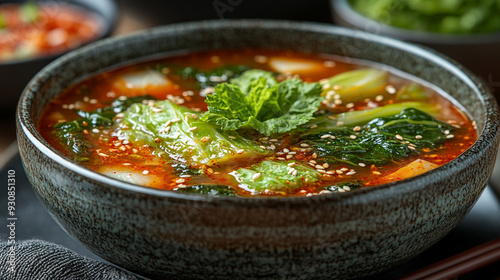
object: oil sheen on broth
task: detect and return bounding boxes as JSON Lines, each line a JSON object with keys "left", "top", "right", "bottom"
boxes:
{"left": 38, "top": 49, "right": 477, "bottom": 197}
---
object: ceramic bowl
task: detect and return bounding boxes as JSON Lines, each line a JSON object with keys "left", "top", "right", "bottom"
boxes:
{"left": 17, "top": 20, "right": 500, "bottom": 279}
{"left": 330, "top": 0, "right": 500, "bottom": 92}
{"left": 0, "top": 0, "right": 117, "bottom": 114}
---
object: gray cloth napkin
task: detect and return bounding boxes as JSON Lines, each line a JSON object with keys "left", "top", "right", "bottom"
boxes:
{"left": 0, "top": 240, "right": 142, "bottom": 280}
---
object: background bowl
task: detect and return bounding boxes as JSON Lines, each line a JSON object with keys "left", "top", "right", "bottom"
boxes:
{"left": 0, "top": 0, "right": 117, "bottom": 114}
{"left": 330, "top": 0, "right": 500, "bottom": 94}
{"left": 17, "top": 20, "right": 500, "bottom": 279}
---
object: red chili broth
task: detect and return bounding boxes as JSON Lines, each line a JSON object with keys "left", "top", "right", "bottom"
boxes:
{"left": 38, "top": 49, "right": 477, "bottom": 197}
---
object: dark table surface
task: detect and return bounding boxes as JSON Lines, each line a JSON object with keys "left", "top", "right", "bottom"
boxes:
{"left": 1, "top": 153, "right": 500, "bottom": 279}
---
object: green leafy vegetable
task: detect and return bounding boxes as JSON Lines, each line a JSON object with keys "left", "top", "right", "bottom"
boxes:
{"left": 177, "top": 65, "right": 250, "bottom": 88}
{"left": 323, "top": 68, "right": 388, "bottom": 103}
{"left": 230, "top": 160, "right": 321, "bottom": 193}
{"left": 305, "top": 101, "right": 440, "bottom": 135}
{"left": 175, "top": 185, "right": 236, "bottom": 197}
{"left": 54, "top": 95, "right": 154, "bottom": 162}
{"left": 20, "top": 1, "right": 39, "bottom": 24}
{"left": 395, "top": 83, "right": 430, "bottom": 101}
{"left": 0, "top": 13, "right": 6, "bottom": 29}
{"left": 303, "top": 108, "right": 453, "bottom": 166}
{"left": 349, "top": 0, "right": 500, "bottom": 34}
{"left": 121, "top": 100, "right": 267, "bottom": 167}
{"left": 201, "top": 70, "right": 323, "bottom": 136}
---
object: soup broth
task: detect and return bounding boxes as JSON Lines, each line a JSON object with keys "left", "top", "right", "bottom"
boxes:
{"left": 38, "top": 49, "right": 477, "bottom": 197}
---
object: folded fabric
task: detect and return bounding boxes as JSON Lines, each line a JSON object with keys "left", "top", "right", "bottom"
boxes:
{"left": 0, "top": 239, "right": 142, "bottom": 280}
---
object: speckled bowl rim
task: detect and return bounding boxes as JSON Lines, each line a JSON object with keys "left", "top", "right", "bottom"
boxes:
{"left": 17, "top": 19, "right": 499, "bottom": 206}
{"left": 331, "top": 0, "right": 500, "bottom": 45}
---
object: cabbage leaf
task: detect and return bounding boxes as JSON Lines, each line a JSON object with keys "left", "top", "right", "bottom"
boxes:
{"left": 120, "top": 100, "right": 268, "bottom": 167}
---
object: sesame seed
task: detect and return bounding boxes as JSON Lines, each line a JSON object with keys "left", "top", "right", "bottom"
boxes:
{"left": 132, "top": 149, "right": 138, "bottom": 153}
{"left": 336, "top": 170, "right": 343, "bottom": 175}
{"left": 300, "top": 143, "right": 310, "bottom": 147}
{"left": 116, "top": 113, "right": 125, "bottom": 118}
{"left": 408, "top": 146, "right": 416, "bottom": 150}
{"left": 358, "top": 163, "right": 366, "bottom": 167}
{"left": 228, "top": 136, "right": 236, "bottom": 140}
{"left": 446, "top": 134, "right": 455, "bottom": 139}
{"left": 330, "top": 135, "right": 336, "bottom": 140}
{"left": 312, "top": 153, "right": 318, "bottom": 159}
{"left": 288, "top": 151, "right": 297, "bottom": 155}
{"left": 345, "top": 103, "right": 355, "bottom": 109}
{"left": 252, "top": 173, "right": 262, "bottom": 180}
{"left": 269, "top": 138, "right": 279, "bottom": 142}
{"left": 353, "top": 126, "right": 361, "bottom": 132}
{"left": 395, "top": 134, "right": 403, "bottom": 141}
{"left": 322, "top": 84, "right": 331, "bottom": 90}
{"left": 189, "top": 126, "right": 198, "bottom": 132}
{"left": 260, "top": 146, "right": 267, "bottom": 150}
{"left": 310, "top": 124, "right": 318, "bottom": 129}
{"left": 200, "top": 136, "right": 211, "bottom": 143}
{"left": 444, "top": 130, "right": 450, "bottom": 135}
{"left": 415, "top": 135, "right": 422, "bottom": 139}
{"left": 343, "top": 186, "right": 351, "bottom": 191}
{"left": 142, "top": 170, "right": 150, "bottom": 175}
{"left": 176, "top": 178, "right": 186, "bottom": 183}
{"left": 319, "top": 190, "right": 332, "bottom": 195}
{"left": 98, "top": 153, "right": 108, "bottom": 157}
{"left": 346, "top": 171, "right": 356, "bottom": 176}
{"left": 309, "top": 160, "right": 317, "bottom": 164}
{"left": 237, "top": 149, "right": 245, "bottom": 154}
{"left": 292, "top": 169, "right": 298, "bottom": 176}
{"left": 323, "top": 61, "right": 336, "bottom": 67}
{"left": 341, "top": 167, "right": 349, "bottom": 172}
{"left": 350, "top": 135, "right": 357, "bottom": 139}
{"left": 92, "top": 128, "right": 100, "bottom": 133}
{"left": 123, "top": 163, "right": 131, "bottom": 166}
{"left": 321, "top": 134, "right": 331, "bottom": 139}
{"left": 269, "top": 144, "right": 276, "bottom": 150}
{"left": 306, "top": 193, "right": 314, "bottom": 197}
{"left": 89, "top": 99, "right": 98, "bottom": 104}
{"left": 185, "top": 115, "right": 190, "bottom": 122}
{"left": 287, "top": 168, "right": 295, "bottom": 175}
{"left": 323, "top": 163, "right": 329, "bottom": 168}
{"left": 171, "top": 118, "right": 181, "bottom": 123}
{"left": 375, "top": 95, "right": 384, "bottom": 102}
{"left": 259, "top": 137, "right": 269, "bottom": 141}
{"left": 283, "top": 148, "right": 290, "bottom": 153}
{"left": 337, "top": 121, "right": 344, "bottom": 126}
{"left": 286, "top": 155, "right": 293, "bottom": 159}
{"left": 165, "top": 120, "right": 172, "bottom": 127}
{"left": 333, "top": 85, "right": 342, "bottom": 91}
{"left": 254, "top": 55, "right": 268, "bottom": 63}
{"left": 191, "top": 114, "right": 198, "bottom": 119}
{"left": 315, "top": 165, "right": 325, "bottom": 170}
{"left": 334, "top": 99, "right": 343, "bottom": 105}
{"left": 373, "top": 171, "right": 382, "bottom": 175}
{"left": 288, "top": 162, "right": 296, "bottom": 167}
{"left": 386, "top": 85, "right": 396, "bottom": 94}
